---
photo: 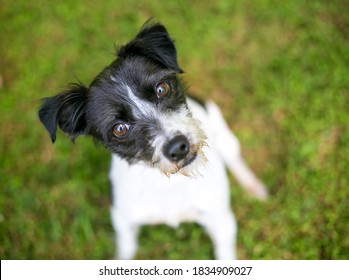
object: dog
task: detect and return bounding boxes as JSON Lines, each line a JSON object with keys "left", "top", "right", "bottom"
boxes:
{"left": 38, "top": 22, "right": 267, "bottom": 260}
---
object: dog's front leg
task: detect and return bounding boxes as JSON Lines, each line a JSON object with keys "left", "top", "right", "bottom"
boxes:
{"left": 199, "top": 210, "right": 237, "bottom": 260}
{"left": 111, "top": 208, "right": 139, "bottom": 260}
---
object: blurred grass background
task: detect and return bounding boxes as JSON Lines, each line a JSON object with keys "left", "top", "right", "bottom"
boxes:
{"left": 1, "top": 0, "right": 348, "bottom": 259}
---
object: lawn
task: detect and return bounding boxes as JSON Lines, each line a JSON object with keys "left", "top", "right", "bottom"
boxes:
{"left": 1, "top": 0, "right": 348, "bottom": 259}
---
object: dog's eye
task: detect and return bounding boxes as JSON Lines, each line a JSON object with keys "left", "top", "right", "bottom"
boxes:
{"left": 113, "top": 123, "right": 129, "bottom": 138}
{"left": 155, "top": 83, "right": 169, "bottom": 98}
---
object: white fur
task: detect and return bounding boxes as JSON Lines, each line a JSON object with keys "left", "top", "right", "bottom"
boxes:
{"left": 125, "top": 85, "right": 157, "bottom": 119}
{"left": 150, "top": 104, "right": 207, "bottom": 176}
{"left": 109, "top": 99, "right": 267, "bottom": 260}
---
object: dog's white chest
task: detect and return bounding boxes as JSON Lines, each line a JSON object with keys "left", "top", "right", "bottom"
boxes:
{"left": 109, "top": 142, "right": 229, "bottom": 227}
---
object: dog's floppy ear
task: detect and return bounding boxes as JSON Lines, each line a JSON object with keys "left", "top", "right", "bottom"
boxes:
{"left": 118, "top": 23, "right": 184, "bottom": 73}
{"left": 38, "top": 83, "right": 89, "bottom": 143}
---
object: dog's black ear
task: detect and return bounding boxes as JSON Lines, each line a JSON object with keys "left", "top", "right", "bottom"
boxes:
{"left": 118, "top": 23, "right": 184, "bottom": 73}
{"left": 38, "top": 83, "right": 89, "bottom": 143}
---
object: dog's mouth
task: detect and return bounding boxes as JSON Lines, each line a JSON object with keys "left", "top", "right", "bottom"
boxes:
{"left": 176, "top": 148, "right": 207, "bottom": 178}
{"left": 182, "top": 152, "right": 198, "bottom": 168}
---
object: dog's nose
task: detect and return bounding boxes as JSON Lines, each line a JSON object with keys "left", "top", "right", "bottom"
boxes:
{"left": 164, "top": 135, "right": 190, "bottom": 162}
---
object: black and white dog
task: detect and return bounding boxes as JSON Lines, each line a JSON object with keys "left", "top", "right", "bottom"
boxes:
{"left": 39, "top": 22, "right": 267, "bottom": 259}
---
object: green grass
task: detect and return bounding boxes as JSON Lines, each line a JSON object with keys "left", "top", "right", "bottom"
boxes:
{"left": 1, "top": 0, "right": 348, "bottom": 259}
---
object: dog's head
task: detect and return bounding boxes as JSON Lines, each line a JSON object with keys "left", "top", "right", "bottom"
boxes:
{"left": 39, "top": 23, "right": 207, "bottom": 176}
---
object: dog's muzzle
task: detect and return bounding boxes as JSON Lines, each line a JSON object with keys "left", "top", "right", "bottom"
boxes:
{"left": 163, "top": 135, "right": 201, "bottom": 172}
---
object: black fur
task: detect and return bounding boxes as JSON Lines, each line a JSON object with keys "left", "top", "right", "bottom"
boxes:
{"left": 117, "top": 23, "right": 183, "bottom": 73}
{"left": 85, "top": 57, "right": 186, "bottom": 163}
{"left": 38, "top": 83, "right": 89, "bottom": 142}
